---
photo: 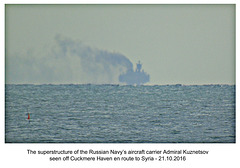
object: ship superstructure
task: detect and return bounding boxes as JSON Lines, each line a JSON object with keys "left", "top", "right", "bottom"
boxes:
{"left": 119, "top": 61, "right": 150, "bottom": 85}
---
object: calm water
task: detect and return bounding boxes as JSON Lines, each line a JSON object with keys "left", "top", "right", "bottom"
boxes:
{"left": 5, "top": 84, "right": 235, "bottom": 143}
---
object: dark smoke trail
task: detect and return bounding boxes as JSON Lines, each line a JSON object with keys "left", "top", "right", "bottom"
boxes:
{"left": 54, "top": 35, "right": 133, "bottom": 84}
{"left": 6, "top": 35, "right": 134, "bottom": 84}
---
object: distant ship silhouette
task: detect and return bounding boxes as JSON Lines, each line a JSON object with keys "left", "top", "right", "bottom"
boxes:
{"left": 119, "top": 61, "right": 150, "bottom": 85}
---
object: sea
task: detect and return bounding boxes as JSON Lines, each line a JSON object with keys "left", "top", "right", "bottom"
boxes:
{"left": 5, "top": 84, "right": 235, "bottom": 143}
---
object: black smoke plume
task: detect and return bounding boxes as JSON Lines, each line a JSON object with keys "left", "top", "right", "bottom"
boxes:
{"left": 7, "top": 35, "right": 135, "bottom": 84}
{"left": 53, "top": 35, "right": 133, "bottom": 84}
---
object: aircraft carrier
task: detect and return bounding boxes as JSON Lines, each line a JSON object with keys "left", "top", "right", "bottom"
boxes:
{"left": 119, "top": 61, "right": 150, "bottom": 85}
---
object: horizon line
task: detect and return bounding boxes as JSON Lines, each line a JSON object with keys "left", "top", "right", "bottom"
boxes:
{"left": 5, "top": 83, "right": 236, "bottom": 86}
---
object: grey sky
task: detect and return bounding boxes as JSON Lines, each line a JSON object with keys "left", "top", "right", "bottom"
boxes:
{"left": 5, "top": 4, "right": 235, "bottom": 85}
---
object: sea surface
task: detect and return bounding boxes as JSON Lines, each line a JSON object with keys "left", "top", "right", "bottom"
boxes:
{"left": 5, "top": 84, "right": 235, "bottom": 143}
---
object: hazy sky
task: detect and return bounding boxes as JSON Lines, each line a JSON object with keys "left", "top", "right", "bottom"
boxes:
{"left": 5, "top": 4, "right": 235, "bottom": 85}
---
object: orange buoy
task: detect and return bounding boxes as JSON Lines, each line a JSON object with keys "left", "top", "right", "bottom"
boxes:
{"left": 27, "top": 113, "right": 30, "bottom": 120}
